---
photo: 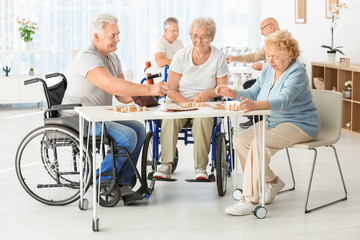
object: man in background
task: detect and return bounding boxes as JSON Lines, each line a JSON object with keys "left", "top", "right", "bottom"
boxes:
{"left": 226, "top": 17, "right": 280, "bottom": 129}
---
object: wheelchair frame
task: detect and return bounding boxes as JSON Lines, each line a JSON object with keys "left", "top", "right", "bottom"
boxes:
{"left": 15, "top": 73, "right": 151, "bottom": 209}
{"left": 140, "top": 65, "right": 234, "bottom": 196}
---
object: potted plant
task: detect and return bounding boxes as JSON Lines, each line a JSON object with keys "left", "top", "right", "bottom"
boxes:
{"left": 29, "top": 67, "right": 34, "bottom": 76}
{"left": 16, "top": 17, "right": 39, "bottom": 50}
{"left": 343, "top": 80, "right": 352, "bottom": 99}
{"left": 321, "top": 2, "right": 348, "bottom": 63}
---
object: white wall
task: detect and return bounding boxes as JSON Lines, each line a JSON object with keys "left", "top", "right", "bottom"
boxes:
{"left": 259, "top": 0, "right": 360, "bottom": 76}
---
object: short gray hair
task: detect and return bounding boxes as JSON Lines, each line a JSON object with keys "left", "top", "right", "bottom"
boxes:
{"left": 163, "top": 17, "right": 179, "bottom": 30}
{"left": 89, "top": 13, "right": 118, "bottom": 42}
{"left": 189, "top": 17, "right": 216, "bottom": 37}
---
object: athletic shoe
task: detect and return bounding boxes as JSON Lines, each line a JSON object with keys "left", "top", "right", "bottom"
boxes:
{"left": 225, "top": 197, "right": 258, "bottom": 216}
{"left": 264, "top": 177, "right": 285, "bottom": 204}
{"left": 119, "top": 185, "right": 135, "bottom": 196}
{"left": 153, "top": 163, "right": 172, "bottom": 179}
{"left": 195, "top": 168, "right": 208, "bottom": 180}
{"left": 240, "top": 120, "right": 253, "bottom": 129}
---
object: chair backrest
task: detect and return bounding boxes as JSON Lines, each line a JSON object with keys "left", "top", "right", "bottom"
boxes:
{"left": 312, "top": 89, "right": 343, "bottom": 144}
{"left": 47, "top": 78, "right": 67, "bottom": 107}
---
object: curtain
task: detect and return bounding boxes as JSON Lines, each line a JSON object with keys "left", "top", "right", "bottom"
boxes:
{"left": 0, "top": 0, "right": 259, "bottom": 81}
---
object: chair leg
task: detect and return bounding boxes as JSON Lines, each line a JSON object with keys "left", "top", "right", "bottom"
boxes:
{"left": 279, "top": 148, "right": 296, "bottom": 194}
{"left": 304, "top": 145, "right": 348, "bottom": 213}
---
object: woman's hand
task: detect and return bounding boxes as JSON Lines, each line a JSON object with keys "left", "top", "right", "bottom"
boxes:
{"left": 215, "top": 85, "right": 236, "bottom": 99}
{"left": 239, "top": 97, "right": 256, "bottom": 113}
{"left": 191, "top": 92, "right": 209, "bottom": 102}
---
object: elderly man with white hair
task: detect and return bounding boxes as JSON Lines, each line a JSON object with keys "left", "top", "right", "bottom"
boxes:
{"left": 61, "top": 13, "right": 167, "bottom": 200}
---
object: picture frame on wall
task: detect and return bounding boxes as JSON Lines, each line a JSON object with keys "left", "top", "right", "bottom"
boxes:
{"left": 295, "top": 0, "right": 306, "bottom": 24}
{"left": 326, "top": 0, "right": 339, "bottom": 18}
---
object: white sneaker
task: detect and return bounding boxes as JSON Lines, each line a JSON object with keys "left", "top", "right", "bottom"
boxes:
{"left": 263, "top": 177, "right": 285, "bottom": 204}
{"left": 153, "top": 163, "right": 172, "bottom": 179}
{"left": 225, "top": 197, "right": 258, "bottom": 216}
{"left": 195, "top": 168, "right": 208, "bottom": 180}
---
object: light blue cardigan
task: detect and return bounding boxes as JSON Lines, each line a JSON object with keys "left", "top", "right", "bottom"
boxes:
{"left": 235, "top": 61, "right": 320, "bottom": 138}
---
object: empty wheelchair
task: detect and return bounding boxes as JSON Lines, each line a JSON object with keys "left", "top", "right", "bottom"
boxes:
{"left": 15, "top": 73, "right": 150, "bottom": 208}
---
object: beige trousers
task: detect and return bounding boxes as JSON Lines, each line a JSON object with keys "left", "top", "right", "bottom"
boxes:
{"left": 160, "top": 118, "right": 213, "bottom": 169}
{"left": 234, "top": 122, "right": 314, "bottom": 203}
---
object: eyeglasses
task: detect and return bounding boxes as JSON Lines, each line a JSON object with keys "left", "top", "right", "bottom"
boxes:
{"left": 260, "top": 23, "right": 273, "bottom": 31}
{"left": 191, "top": 35, "right": 210, "bottom": 42}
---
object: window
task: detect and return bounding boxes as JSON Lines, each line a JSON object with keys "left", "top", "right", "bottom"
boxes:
{"left": 0, "top": 0, "right": 259, "bottom": 81}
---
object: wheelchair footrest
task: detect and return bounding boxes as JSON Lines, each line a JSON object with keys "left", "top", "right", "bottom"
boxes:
{"left": 152, "top": 177, "right": 177, "bottom": 182}
{"left": 122, "top": 189, "right": 146, "bottom": 205}
{"left": 185, "top": 178, "right": 215, "bottom": 183}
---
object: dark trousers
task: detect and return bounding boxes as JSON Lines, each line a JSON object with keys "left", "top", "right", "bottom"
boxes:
{"left": 243, "top": 79, "right": 262, "bottom": 123}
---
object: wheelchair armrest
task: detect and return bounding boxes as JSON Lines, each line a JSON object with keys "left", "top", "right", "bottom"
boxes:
{"left": 44, "top": 103, "right": 81, "bottom": 119}
{"left": 49, "top": 103, "right": 81, "bottom": 111}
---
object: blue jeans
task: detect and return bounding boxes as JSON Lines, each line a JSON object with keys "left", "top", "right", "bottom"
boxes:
{"left": 92, "top": 120, "right": 145, "bottom": 185}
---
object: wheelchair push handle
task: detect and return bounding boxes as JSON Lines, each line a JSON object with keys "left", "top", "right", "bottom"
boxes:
{"left": 45, "top": 72, "right": 66, "bottom": 79}
{"left": 146, "top": 72, "right": 162, "bottom": 80}
{"left": 24, "top": 78, "right": 43, "bottom": 85}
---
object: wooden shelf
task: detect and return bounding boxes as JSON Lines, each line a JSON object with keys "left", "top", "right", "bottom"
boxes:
{"left": 312, "top": 61, "right": 360, "bottom": 134}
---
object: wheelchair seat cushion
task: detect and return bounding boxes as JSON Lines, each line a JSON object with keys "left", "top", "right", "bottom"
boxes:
{"left": 44, "top": 116, "right": 81, "bottom": 132}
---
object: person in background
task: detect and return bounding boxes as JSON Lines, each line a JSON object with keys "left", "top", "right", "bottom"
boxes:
{"left": 216, "top": 30, "right": 320, "bottom": 216}
{"left": 153, "top": 17, "right": 184, "bottom": 68}
{"left": 61, "top": 13, "right": 167, "bottom": 201}
{"left": 153, "top": 17, "right": 229, "bottom": 180}
{"left": 226, "top": 17, "right": 280, "bottom": 129}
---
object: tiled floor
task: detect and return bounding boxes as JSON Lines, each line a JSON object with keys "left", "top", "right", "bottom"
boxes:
{"left": 1, "top": 108, "right": 360, "bottom": 239}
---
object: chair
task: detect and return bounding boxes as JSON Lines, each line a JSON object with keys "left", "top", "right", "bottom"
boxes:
{"left": 284, "top": 89, "right": 347, "bottom": 213}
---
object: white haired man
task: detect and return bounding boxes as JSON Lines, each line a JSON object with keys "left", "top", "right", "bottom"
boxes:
{"left": 62, "top": 13, "right": 167, "bottom": 201}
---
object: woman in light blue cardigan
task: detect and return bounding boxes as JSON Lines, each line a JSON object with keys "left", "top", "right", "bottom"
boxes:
{"left": 216, "top": 30, "right": 320, "bottom": 216}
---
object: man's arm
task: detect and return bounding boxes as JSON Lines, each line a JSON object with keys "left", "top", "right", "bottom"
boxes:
{"left": 87, "top": 66, "right": 167, "bottom": 96}
{"left": 227, "top": 48, "right": 266, "bottom": 63}
{"left": 114, "top": 73, "right": 133, "bottom": 103}
{"left": 154, "top": 52, "right": 172, "bottom": 68}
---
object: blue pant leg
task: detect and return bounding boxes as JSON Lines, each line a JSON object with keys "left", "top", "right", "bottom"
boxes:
{"left": 94, "top": 121, "right": 139, "bottom": 184}
{"left": 114, "top": 120, "right": 145, "bottom": 185}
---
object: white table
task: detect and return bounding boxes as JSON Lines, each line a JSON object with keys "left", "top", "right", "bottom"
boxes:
{"left": 75, "top": 103, "right": 270, "bottom": 231}
{"left": 228, "top": 66, "right": 262, "bottom": 90}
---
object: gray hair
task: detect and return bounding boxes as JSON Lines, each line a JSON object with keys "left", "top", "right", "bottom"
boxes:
{"left": 189, "top": 17, "right": 216, "bottom": 37}
{"left": 89, "top": 13, "right": 118, "bottom": 42}
{"left": 163, "top": 17, "right": 179, "bottom": 30}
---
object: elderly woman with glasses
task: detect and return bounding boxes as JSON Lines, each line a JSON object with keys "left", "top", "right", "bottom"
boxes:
{"left": 216, "top": 30, "right": 320, "bottom": 216}
{"left": 153, "top": 17, "right": 229, "bottom": 180}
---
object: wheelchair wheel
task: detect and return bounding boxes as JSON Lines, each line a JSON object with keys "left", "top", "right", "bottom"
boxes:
{"left": 15, "top": 125, "right": 92, "bottom": 206}
{"left": 141, "top": 131, "right": 157, "bottom": 192}
{"left": 98, "top": 180, "right": 121, "bottom": 207}
{"left": 216, "top": 132, "right": 227, "bottom": 196}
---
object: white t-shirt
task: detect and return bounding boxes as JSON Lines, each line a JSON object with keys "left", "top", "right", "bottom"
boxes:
{"left": 170, "top": 45, "right": 229, "bottom": 100}
{"left": 61, "top": 43, "right": 122, "bottom": 116}
{"left": 152, "top": 35, "right": 184, "bottom": 69}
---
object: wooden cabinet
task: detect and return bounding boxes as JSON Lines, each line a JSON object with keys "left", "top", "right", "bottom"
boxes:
{"left": 311, "top": 61, "right": 360, "bottom": 135}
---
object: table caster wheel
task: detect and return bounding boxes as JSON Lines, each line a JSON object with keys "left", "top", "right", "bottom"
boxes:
{"left": 232, "top": 188, "right": 242, "bottom": 200}
{"left": 92, "top": 218, "right": 99, "bottom": 232}
{"left": 78, "top": 198, "right": 89, "bottom": 210}
{"left": 254, "top": 206, "right": 267, "bottom": 219}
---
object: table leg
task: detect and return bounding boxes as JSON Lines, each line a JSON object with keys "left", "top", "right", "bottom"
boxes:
{"left": 92, "top": 121, "right": 99, "bottom": 231}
